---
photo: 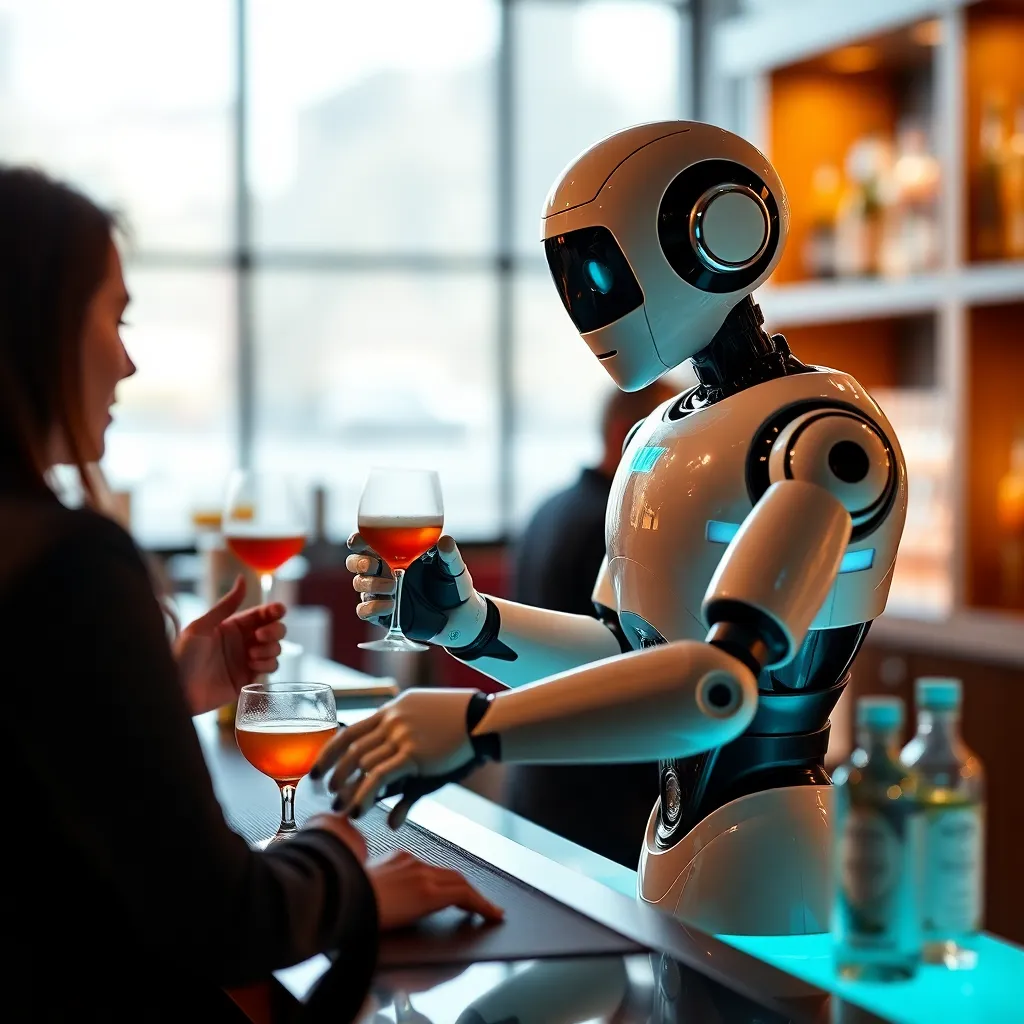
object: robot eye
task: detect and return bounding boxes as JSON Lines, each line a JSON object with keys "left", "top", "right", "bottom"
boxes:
{"left": 544, "top": 225, "right": 643, "bottom": 333}
{"left": 584, "top": 259, "right": 614, "bottom": 295}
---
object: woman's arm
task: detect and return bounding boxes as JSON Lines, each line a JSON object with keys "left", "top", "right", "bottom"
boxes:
{"left": 9, "top": 509, "right": 377, "bottom": 991}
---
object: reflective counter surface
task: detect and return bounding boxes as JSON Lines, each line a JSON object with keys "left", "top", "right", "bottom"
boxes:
{"left": 194, "top": 660, "right": 1023, "bottom": 1024}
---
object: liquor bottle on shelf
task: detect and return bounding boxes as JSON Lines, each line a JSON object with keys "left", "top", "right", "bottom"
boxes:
{"left": 884, "top": 123, "right": 941, "bottom": 276}
{"left": 974, "top": 92, "right": 1007, "bottom": 261}
{"left": 803, "top": 163, "right": 841, "bottom": 278}
{"left": 835, "top": 133, "right": 891, "bottom": 277}
{"left": 832, "top": 697, "right": 922, "bottom": 982}
{"left": 901, "top": 678, "right": 985, "bottom": 970}
{"left": 996, "top": 423, "right": 1024, "bottom": 607}
{"left": 1001, "top": 93, "right": 1024, "bottom": 260}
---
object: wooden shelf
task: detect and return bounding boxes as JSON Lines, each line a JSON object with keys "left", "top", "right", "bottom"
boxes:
{"left": 868, "top": 608, "right": 1024, "bottom": 665}
{"left": 966, "top": 301, "right": 1024, "bottom": 613}
{"left": 964, "top": 1, "right": 1024, "bottom": 264}
{"left": 714, "top": 0, "right": 969, "bottom": 77}
{"left": 757, "top": 262, "right": 1024, "bottom": 326}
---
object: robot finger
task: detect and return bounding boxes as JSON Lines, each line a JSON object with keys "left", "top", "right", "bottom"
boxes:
{"left": 353, "top": 573, "right": 396, "bottom": 595}
{"left": 335, "top": 741, "right": 397, "bottom": 808}
{"left": 346, "top": 551, "right": 391, "bottom": 579}
{"left": 348, "top": 753, "right": 410, "bottom": 818}
{"left": 357, "top": 596, "right": 394, "bottom": 621}
{"left": 311, "top": 713, "right": 382, "bottom": 783}
{"left": 327, "top": 726, "right": 390, "bottom": 793}
{"left": 386, "top": 792, "right": 419, "bottom": 830}
{"left": 435, "top": 536, "right": 475, "bottom": 600}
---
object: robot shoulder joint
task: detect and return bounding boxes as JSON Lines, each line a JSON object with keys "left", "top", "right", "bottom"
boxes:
{"left": 765, "top": 407, "right": 898, "bottom": 538}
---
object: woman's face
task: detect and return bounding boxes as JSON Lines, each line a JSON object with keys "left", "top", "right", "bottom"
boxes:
{"left": 57, "top": 239, "right": 136, "bottom": 464}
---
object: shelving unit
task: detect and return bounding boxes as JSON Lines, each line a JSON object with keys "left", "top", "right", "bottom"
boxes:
{"left": 712, "top": 0, "right": 1024, "bottom": 664}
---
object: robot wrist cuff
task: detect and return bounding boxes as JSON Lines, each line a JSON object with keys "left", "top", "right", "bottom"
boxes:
{"left": 447, "top": 597, "right": 518, "bottom": 663}
{"left": 466, "top": 691, "right": 501, "bottom": 762}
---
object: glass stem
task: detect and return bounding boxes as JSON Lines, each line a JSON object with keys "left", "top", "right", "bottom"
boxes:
{"left": 386, "top": 568, "right": 407, "bottom": 640}
{"left": 260, "top": 573, "right": 274, "bottom": 605}
{"left": 278, "top": 783, "right": 298, "bottom": 835}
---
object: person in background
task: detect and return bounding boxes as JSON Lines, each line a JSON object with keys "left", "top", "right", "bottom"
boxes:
{"left": 505, "top": 379, "right": 678, "bottom": 868}
{"left": 0, "top": 167, "right": 501, "bottom": 1022}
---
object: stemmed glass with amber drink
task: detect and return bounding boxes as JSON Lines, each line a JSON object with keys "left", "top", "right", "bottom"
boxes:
{"left": 357, "top": 467, "right": 444, "bottom": 654}
{"left": 235, "top": 682, "right": 337, "bottom": 846}
{"left": 222, "top": 470, "right": 308, "bottom": 606}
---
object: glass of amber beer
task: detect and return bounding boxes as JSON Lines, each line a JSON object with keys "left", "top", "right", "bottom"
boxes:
{"left": 222, "top": 470, "right": 308, "bottom": 606}
{"left": 357, "top": 467, "right": 444, "bottom": 653}
{"left": 235, "top": 682, "right": 337, "bottom": 845}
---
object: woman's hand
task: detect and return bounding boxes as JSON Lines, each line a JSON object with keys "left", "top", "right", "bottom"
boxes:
{"left": 174, "top": 576, "right": 287, "bottom": 716}
{"left": 366, "top": 849, "right": 503, "bottom": 931}
{"left": 304, "top": 811, "right": 369, "bottom": 864}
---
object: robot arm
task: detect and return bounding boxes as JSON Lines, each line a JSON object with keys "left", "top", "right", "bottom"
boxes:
{"left": 348, "top": 535, "right": 624, "bottom": 688}
{"left": 477, "top": 480, "right": 851, "bottom": 760}
{"left": 313, "top": 480, "right": 851, "bottom": 825}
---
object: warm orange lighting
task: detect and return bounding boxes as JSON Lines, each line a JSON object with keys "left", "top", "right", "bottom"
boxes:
{"left": 826, "top": 45, "right": 881, "bottom": 74}
{"left": 910, "top": 19, "right": 943, "bottom": 47}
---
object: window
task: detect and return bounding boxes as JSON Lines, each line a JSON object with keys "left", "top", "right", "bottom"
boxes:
{"left": 0, "top": 0, "right": 691, "bottom": 547}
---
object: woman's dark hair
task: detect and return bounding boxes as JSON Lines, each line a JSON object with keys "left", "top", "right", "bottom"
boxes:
{"left": 0, "top": 166, "right": 116, "bottom": 497}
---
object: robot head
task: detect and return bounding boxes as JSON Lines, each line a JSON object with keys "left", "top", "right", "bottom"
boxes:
{"left": 541, "top": 121, "right": 789, "bottom": 392}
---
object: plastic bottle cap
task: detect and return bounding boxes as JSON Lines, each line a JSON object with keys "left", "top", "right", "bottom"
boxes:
{"left": 916, "top": 676, "right": 962, "bottom": 710}
{"left": 857, "top": 696, "right": 903, "bottom": 729}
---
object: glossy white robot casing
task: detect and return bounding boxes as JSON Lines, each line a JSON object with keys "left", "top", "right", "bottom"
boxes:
{"left": 639, "top": 784, "right": 835, "bottom": 935}
{"left": 541, "top": 121, "right": 789, "bottom": 392}
{"left": 597, "top": 369, "right": 908, "bottom": 653}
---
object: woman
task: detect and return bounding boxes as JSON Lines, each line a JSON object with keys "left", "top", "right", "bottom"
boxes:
{"left": 0, "top": 167, "right": 501, "bottom": 1021}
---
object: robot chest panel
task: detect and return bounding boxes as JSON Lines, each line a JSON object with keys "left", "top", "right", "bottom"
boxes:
{"left": 605, "top": 402, "right": 755, "bottom": 645}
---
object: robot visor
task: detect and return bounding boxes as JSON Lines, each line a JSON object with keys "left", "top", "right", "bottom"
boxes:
{"left": 544, "top": 225, "right": 644, "bottom": 334}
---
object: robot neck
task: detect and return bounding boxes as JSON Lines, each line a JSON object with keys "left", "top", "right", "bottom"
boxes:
{"left": 689, "top": 296, "right": 809, "bottom": 406}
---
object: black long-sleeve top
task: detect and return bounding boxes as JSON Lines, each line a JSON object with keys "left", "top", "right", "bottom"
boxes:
{"left": 1, "top": 483, "right": 377, "bottom": 1021}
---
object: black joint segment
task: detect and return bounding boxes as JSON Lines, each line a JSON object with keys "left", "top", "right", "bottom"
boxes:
{"left": 594, "top": 601, "right": 633, "bottom": 654}
{"left": 447, "top": 597, "right": 518, "bottom": 663}
{"left": 470, "top": 731, "right": 502, "bottom": 763}
{"left": 466, "top": 692, "right": 502, "bottom": 761}
{"left": 465, "top": 691, "right": 493, "bottom": 732}
{"left": 705, "top": 600, "right": 789, "bottom": 668}
{"left": 622, "top": 418, "right": 646, "bottom": 455}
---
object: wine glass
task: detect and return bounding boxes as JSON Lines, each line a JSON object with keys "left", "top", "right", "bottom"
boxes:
{"left": 235, "top": 682, "right": 338, "bottom": 846}
{"left": 357, "top": 467, "right": 444, "bottom": 654}
{"left": 222, "top": 469, "right": 309, "bottom": 606}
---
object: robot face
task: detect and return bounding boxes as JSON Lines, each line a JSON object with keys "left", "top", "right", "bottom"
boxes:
{"left": 542, "top": 121, "right": 790, "bottom": 391}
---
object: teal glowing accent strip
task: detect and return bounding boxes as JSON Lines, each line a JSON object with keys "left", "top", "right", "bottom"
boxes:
{"left": 706, "top": 520, "right": 875, "bottom": 574}
{"left": 629, "top": 446, "right": 666, "bottom": 473}
{"left": 706, "top": 520, "right": 741, "bottom": 544}
{"left": 838, "top": 548, "right": 874, "bottom": 573}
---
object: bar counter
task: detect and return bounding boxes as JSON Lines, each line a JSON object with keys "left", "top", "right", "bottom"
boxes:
{"left": 196, "top": 655, "right": 1022, "bottom": 1024}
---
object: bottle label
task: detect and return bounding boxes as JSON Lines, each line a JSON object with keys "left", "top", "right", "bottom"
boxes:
{"left": 836, "top": 807, "right": 922, "bottom": 953}
{"left": 922, "top": 805, "right": 983, "bottom": 936}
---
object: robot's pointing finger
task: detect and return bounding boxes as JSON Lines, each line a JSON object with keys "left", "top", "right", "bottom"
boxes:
{"left": 310, "top": 714, "right": 381, "bottom": 783}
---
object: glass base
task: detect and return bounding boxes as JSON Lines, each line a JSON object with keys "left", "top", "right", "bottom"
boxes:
{"left": 256, "top": 830, "right": 297, "bottom": 850}
{"left": 359, "top": 635, "right": 429, "bottom": 653}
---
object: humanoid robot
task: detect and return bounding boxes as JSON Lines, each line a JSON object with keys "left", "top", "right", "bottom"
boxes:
{"left": 314, "top": 120, "right": 907, "bottom": 938}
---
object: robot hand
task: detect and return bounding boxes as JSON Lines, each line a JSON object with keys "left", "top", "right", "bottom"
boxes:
{"left": 347, "top": 533, "right": 487, "bottom": 646}
{"left": 311, "top": 687, "right": 493, "bottom": 828}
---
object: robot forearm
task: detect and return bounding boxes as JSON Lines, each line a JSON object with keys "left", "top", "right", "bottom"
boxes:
{"left": 471, "top": 481, "right": 850, "bottom": 764}
{"left": 447, "top": 595, "right": 622, "bottom": 689}
{"left": 471, "top": 639, "right": 757, "bottom": 763}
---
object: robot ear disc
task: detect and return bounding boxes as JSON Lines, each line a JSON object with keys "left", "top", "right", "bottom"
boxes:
{"left": 657, "top": 159, "right": 781, "bottom": 295}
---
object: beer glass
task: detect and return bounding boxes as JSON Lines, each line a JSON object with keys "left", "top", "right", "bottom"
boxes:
{"left": 235, "top": 682, "right": 337, "bottom": 846}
